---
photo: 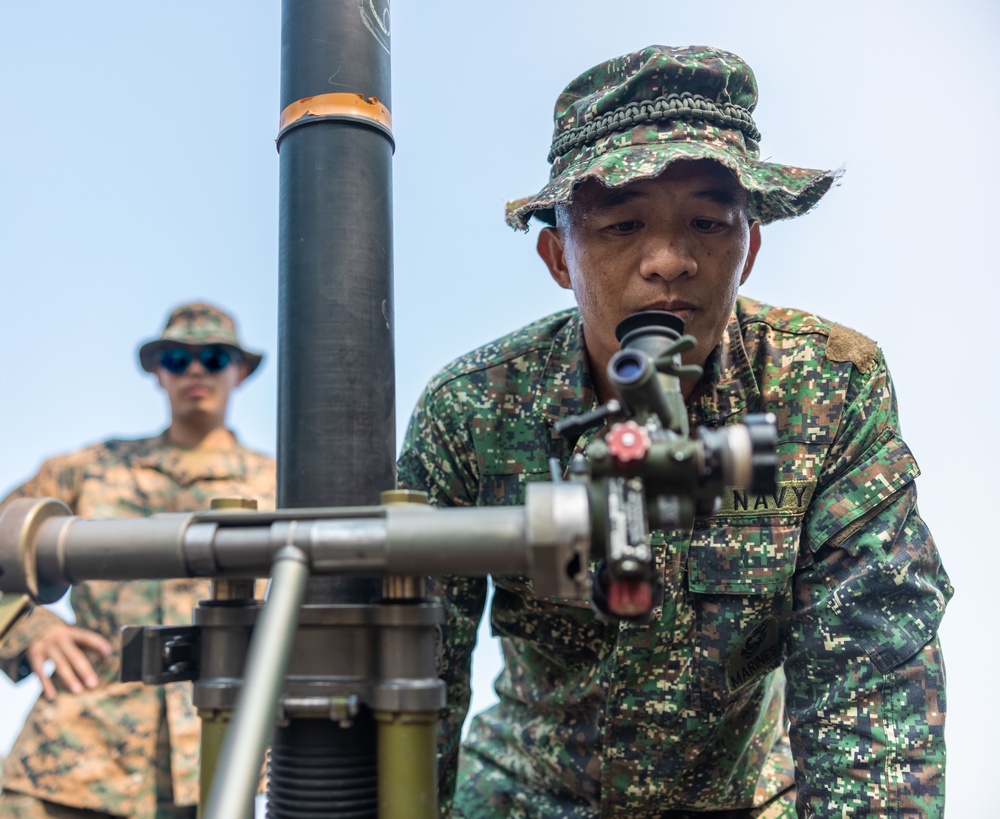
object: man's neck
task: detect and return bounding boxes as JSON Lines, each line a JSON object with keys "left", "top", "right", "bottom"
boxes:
{"left": 166, "top": 420, "right": 231, "bottom": 450}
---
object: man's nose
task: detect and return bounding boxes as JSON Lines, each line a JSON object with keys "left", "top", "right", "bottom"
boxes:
{"left": 638, "top": 234, "right": 696, "bottom": 282}
{"left": 185, "top": 357, "right": 207, "bottom": 375}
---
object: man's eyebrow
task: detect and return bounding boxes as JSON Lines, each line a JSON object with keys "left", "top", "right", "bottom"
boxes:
{"left": 582, "top": 185, "right": 745, "bottom": 214}
{"left": 588, "top": 188, "right": 649, "bottom": 212}
{"left": 693, "top": 187, "right": 744, "bottom": 208}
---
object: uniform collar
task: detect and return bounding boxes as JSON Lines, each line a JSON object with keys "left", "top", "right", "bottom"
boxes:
{"left": 534, "top": 306, "right": 761, "bottom": 436}
{"left": 688, "top": 303, "right": 761, "bottom": 425}
{"left": 533, "top": 313, "right": 598, "bottom": 441}
{"left": 132, "top": 429, "right": 248, "bottom": 485}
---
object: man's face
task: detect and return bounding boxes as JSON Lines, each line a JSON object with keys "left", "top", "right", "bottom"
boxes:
{"left": 155, "top": 345, "right": 248, "bottom": 426}
{"left": 537, "top": 160, "right": 761, "bottom": 396}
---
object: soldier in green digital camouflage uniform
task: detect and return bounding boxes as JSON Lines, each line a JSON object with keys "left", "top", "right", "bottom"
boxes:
{"left": 397, "top": 46, "right": 951, "bottom": 818}
{"left": 0, "top": 303, "right": 275, "bottom": 819}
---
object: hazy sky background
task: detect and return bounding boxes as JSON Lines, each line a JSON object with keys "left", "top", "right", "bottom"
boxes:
{"left": 1, "top": 1, "right": 996, "bottom": 814}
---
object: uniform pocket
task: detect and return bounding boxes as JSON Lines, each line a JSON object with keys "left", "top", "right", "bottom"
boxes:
{"left": 686, "top": 519, "right": 800, "bottom": 704}
{"left": 687, "top": 519, "right": 801, "bottom": 595}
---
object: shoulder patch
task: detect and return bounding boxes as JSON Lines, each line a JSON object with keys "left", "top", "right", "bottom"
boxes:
{"left": 826, "top": 322, "right": 878, "bottom": 373}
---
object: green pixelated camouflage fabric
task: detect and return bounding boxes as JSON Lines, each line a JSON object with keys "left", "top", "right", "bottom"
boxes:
{"left": 397, "top": 297, "right": 951, "bottom": 818}
{"left": 506, "top": 46, "right": 837, "bottom": 231}
{"left": 0, "top": 432, "right": 275, "bottom": 818}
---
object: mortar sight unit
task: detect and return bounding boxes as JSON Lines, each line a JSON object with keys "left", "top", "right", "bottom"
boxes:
{"left": 555, "top": 310, "right": 777, "bottom": 621}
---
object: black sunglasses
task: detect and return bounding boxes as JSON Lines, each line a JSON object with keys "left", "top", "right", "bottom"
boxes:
{"left": 158, "top": 345, "right": 236, "bottom": 375}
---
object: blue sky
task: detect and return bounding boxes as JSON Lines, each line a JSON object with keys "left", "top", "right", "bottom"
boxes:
{"left": 1, "top": 2, "right": 997, "bottom": 813}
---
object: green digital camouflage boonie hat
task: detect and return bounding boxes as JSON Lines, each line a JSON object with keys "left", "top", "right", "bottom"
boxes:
{"left": 506, "top": 45, "right": 839, "bottom": 230}
{"left": 138, "top": 302, "right": 264, "bottom": 376}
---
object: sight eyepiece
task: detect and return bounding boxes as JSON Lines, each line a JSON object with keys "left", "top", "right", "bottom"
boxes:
{"left": 608, "top": 310, "right": 693, "bottom": 430}
{"left": 615, "top": 310, "right": 685, "bottom": 359}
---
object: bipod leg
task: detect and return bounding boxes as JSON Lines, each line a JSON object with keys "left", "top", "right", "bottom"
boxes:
{"left": 202, "top": 546, "right": 310, "bottom": 819}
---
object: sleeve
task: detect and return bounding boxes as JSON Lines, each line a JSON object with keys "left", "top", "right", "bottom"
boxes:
{"left": 785, "top": 352, "right": 952, "bottom": 817}
{"left": 0, "top": 454, "right": 82, "bottom": 512}
{"left": 0, "top": 456, "right": 81, "bottom": 681}
{"left": 0, "top": 603, "right": 67, "bottom": 682}
{"left": 397, "top": 383, "right": 488, "bottom": 818}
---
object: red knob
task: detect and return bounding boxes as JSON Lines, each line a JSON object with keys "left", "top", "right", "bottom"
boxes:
{"left": 607, "top": 578, "right": 654, "bottom": 618}
{"left": 605, "top": 421, "right": 651, "bottom": 468}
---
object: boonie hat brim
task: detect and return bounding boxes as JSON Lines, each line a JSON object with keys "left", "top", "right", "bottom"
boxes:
{"left": 506, "top": 122, "right": 839, "bottom": 231}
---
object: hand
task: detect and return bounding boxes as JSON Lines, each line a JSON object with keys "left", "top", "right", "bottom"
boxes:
{"left": 26, "top": 624, "right": 113, "bottom": 700}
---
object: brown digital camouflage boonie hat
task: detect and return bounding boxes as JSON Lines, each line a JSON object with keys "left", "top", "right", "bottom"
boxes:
{"left": 506, "top": 45, "right": 839, "bottom": 230}
{"left": 138, "top": 302, "right": 264, "bottom": 376}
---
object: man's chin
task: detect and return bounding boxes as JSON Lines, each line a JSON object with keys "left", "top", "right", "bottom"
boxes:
{"left": 177, "top": 404, "right": 218, "bottom": 424}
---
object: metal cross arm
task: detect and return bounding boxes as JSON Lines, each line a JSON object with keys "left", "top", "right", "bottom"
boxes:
{"left": 0, "top": 483, "right": 592, "bottom": 605}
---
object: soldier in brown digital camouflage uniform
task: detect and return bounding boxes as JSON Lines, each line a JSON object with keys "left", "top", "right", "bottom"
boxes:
{"left": 398, "top": 47, "right": 952, "bottom": 817}
{"left": 0, "top": 303, "right": 275, "bottom": 819}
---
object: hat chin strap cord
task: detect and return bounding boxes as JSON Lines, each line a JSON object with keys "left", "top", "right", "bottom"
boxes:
{"left": 547, "top": 91, "right": 761, "bottom": 163}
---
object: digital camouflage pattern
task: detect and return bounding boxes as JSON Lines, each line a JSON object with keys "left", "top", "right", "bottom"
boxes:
{"left": 397, "top": 298, "right": 952, "bottom": 818}
{"left": 0, "top": 432, "right": 275, "bottom": 818}
{"left": 137, "top": 302, "right": 263, "bottom": 376}
{"left": 0, "top": 791, "right": 162, "bottom": 819}
{"left": 505, "top": 46, "right": 838, "bottom": 231}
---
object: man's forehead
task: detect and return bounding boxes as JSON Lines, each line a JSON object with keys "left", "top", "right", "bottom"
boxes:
{"left": 163, "top": 342, "right": 227, "bottom": 351}
{"left": 571, "top": 161, "right": 748, "bottom": 211}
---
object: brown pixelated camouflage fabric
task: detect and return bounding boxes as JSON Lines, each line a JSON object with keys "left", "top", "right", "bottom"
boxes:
{"left": 0, "top": 432, "right": 274, "bottom": 818}
{"left": 397, "top": 298, "right": 952, "bottom": 818}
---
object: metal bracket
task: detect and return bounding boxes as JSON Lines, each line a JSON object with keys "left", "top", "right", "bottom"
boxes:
{"left": 121, "top": 624, "right": 201, "bottom": 684}
{"left": 277, "top": 694, "right": 360, "bottom": 727}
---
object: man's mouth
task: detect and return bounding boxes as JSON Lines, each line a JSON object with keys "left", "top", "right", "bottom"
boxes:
{"left": 637, "top": 301, "right": 697, "bottom": 325}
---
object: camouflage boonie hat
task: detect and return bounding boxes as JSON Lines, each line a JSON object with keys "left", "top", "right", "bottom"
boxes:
{"left": 138, "top": 302, "right": 264, "bottom": 376}
{"left": 506, "top": 45, "right": 839, "bottom": 230}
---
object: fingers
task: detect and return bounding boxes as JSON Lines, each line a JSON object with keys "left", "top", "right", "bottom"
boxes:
{"left": 28, "top": 646, "right": 58, "bottom": 701}
{"left": 70, "top": 628, "right": 113, "bottom": 657}
{"left": 26, "top": 626, "right": 114, "bottom": 701}
{"left": 56, "top": 635, "right": 102, "bottom": 691}
{"left": 32, "top": 639, "right": 83, "bottom": 699}
{"left": 27, "top": 638, "right": 73, "bottom": 700}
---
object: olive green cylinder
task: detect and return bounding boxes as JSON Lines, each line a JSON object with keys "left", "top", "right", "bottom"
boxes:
{"left": 199, "top": 710, "right": 227, "bottom": 817}
{"left": 199, "top": 710, "right": 251, "bottom": 819}
{"left": 375, "top": 711, "right": 438, "bottom": 819}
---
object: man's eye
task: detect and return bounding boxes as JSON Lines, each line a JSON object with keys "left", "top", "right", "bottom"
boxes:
{"left": 693, "top": 218, "right": 724, "bottom": 231}
{"left": 607, "top": 220, "right": 641, "bottom": 233}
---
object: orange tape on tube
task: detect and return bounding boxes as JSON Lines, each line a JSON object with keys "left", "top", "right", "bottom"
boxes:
{"left": 279, "top": 93, "right": 393, "bottom": 134}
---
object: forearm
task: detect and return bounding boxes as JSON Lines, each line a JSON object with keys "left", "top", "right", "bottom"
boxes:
{"left": 788, "top": 483, "right": 950, "bottom": 816}
{"left": 788, "top": 636, "right": 946, "bottom": 817}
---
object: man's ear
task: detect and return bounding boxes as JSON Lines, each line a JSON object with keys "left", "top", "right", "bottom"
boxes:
{"left": 155, "top": 368, "right": 167, "bottom": 389}
{"left": 234, "top": 362, "right": 250, "bottom": 387}
{"left": 740, "top": 221, "right": 761, "bottom": 286}
{"left": 536, "top": 227, "right": 572, "bottom": 290}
